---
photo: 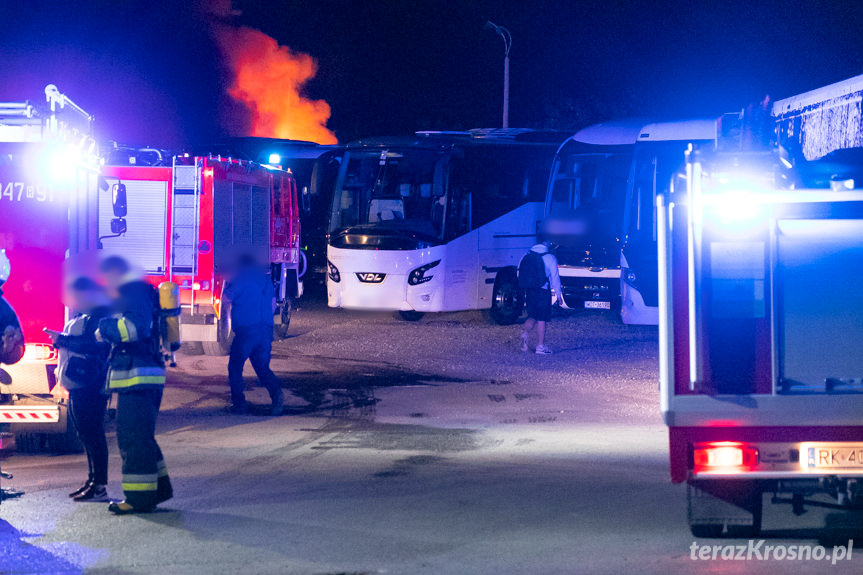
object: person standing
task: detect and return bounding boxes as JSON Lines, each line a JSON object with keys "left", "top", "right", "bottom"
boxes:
{"left": 49, "top": 277, "right": 112, "bottom": 502}
{"left": 518, "top": 241, "right": 563, "bottom": 355}
{"left": 223, "top": 254, "right": 286, "bottom": 416}
{"left": 97, "top": 256, "right": 172, "bottom": 514}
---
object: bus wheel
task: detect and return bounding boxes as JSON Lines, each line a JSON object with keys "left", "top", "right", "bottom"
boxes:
{"left": 491, "top": 272, "right": 523, "bottom": 325}
{"left": 398, "top": 311, "right": 425, "bottom": 322}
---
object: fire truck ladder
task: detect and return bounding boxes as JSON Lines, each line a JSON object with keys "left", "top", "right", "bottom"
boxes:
{"left": 170, "top": 157, "right": 201, "bottom": 311}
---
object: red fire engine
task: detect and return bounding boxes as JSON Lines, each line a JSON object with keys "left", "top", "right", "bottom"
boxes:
{"left": 659, "top": 147, "right": 863, "bottom": 537}
{"left": 102, "top": 151, "right": 301, "bottom": 355}
{"left": 0, "top": 86, "right": 116, "bottom": 451}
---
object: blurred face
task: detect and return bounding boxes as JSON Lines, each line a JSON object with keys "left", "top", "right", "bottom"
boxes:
{"left": 101, "top": 270, "right": 124, "bottom": 298}
{"left": 63, "top": 284, "right": 86, "bottom": 313}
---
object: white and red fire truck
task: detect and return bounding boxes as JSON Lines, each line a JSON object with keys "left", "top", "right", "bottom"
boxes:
{"left": 659, "top": 145, "right": 863, "bottom": 537}
{"left": 102, "top": 152, "right": 302, "bottom": 355}
{"left": 0, "top": 86, "right": 116, "bottom": 451}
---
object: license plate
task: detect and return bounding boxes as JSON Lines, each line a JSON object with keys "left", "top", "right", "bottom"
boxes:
{"left": 804, "top": 444, "right": 863, "bottom": 469}
{"left": 584, "top": 301, "right": 611, "bottom": 310}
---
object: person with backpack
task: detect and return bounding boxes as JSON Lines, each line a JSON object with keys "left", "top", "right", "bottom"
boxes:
{"left": 96, "top": 256, "right": 172, "bottom": 514}
{"left": 518, "top": 241, "right": 563, "bottom": 354}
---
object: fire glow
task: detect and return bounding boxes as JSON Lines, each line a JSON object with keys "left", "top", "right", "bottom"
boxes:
{"left": 219, "top": 26, "right": 337, "bottom": 145}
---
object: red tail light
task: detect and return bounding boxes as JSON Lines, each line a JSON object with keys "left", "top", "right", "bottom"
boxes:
{"left": 24, "top": 343, "right": 59, "bottom": 362}
{"left": 693, "top": 441, "right": 758, "bottom": 473}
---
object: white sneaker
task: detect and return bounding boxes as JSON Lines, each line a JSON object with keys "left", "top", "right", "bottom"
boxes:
{"left": 535, "top": 345, "right": 552, "bottom": 355}
{"left": 520, "top": 332, "right": 529, "bottom": 352}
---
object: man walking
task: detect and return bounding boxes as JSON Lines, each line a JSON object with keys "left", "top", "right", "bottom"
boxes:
{"left": 518, "top": 241, "right": 563, "bottom": 355}
{"left": 97, "top": 256, "right": 172, "bottom": 514}
{"left": 223, "top": 254, "right": 285, "bottom": 416}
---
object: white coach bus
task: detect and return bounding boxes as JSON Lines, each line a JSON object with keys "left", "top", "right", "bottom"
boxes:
{"left": 544, "top": 118, "right": 721, "bottom": 324}
{"left": 326, "top": 129, "right": 564, "bottom": 323}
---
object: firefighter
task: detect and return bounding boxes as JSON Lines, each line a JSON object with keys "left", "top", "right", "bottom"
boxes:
{"left": 96, "top": 256, "right": 172, "bottom": 514}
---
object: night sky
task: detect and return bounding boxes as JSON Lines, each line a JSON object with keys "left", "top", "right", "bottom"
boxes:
{"left": 2, "top": 0, "right": 862, "bottom": 147}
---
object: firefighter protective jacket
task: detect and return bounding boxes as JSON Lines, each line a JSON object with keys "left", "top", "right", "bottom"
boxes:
{"left": 98, "top": 280, "right": 165, "bottom": 392}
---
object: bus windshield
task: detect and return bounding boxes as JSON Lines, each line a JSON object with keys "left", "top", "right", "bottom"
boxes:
{"left": 547, "top": 152, "right": 631, "bottom": 239}
{"left": 329, "top": 149, "right": 445, "bottom": 240}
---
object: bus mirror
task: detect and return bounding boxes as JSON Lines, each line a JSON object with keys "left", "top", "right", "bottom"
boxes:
{"left": 112, "top": 183, "right": 128, "bottom": 217}
{"left": 110, "top": 218, "right": 127, "bottom": 235}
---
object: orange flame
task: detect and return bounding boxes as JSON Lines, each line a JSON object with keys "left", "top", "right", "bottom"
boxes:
{"left": 219, "top": 26, "right": 337, "bottom": 144}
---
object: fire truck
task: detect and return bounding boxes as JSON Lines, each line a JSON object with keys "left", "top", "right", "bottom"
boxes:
{"left": 659, "top": 144, "right": 863, "bottom": 537}
{"left": 0, "top": 86, "right": 118, "bottom": 451}
{"left": 102, "top": 150, "right": 302, "bottom": 355}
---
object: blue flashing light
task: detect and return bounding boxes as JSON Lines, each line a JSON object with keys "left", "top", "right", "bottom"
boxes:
{"left": 268, "top": 153, "right": 281, "bottom": 165}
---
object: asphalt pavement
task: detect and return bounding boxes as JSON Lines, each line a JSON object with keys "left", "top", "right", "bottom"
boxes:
{"left": 1, "top": 297, "right": 861, "bottom": 574}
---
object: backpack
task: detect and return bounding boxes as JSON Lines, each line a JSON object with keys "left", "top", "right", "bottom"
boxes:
{"left": 518, "top": 251, "right": 547, "bottom": 289}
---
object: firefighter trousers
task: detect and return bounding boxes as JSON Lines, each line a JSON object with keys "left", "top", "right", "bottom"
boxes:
{"left": 116, "top": 388, "right": 172, "bottom": 509}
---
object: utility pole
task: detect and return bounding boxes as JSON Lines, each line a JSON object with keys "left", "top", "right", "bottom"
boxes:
{"left": 485, "top": 21, "right": 512, "bottom": 129}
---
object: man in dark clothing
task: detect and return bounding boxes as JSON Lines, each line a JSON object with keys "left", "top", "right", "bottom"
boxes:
{"left": 519, "top": 242, "right": 563, "bottom": 355}
{"left": 97, "top": 256, "right": 172, "bottom": 514}
{"left": 48, "top": 277, "right": 112, "bottom": 502}
{"left": 223, "top": 254, "right": 285, "bottom": 416}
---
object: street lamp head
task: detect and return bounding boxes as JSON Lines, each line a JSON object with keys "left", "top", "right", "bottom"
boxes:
{"left": 484, "top": 20, "right": 512, "bottom": 55}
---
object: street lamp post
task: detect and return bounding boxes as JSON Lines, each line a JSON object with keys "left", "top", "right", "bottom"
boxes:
{"left": 485, "top": 21, "right": 512, "bottom": 129}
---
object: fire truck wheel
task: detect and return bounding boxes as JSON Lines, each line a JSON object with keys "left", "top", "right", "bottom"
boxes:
{"left": 15, "top": 427, "right": 83, "bottom": 454}
{"left": 202, "top": 340, "right": 230, "bottom": 356}
{"left": 490, "top": 270, "right": 524, "bottom": 325}
{"left": 275, "top": 298, "right": 293, "bottom": 340}
{"left": 203, "top": 311, "right": 233, "bottom": 356}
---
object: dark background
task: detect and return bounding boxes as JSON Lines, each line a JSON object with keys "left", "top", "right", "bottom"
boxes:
{"left": 2, "top": 0, "right": 861, "bottom": 146}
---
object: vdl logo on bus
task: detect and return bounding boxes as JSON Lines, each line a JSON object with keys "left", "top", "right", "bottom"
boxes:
{"left": 356, "top": 272, "right": 386, "bottom": 284}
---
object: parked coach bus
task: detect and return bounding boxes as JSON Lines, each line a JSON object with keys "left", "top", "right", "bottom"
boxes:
{"left": 544, "top": 118, "right": 721, "bottom": 324}
{"left": 326, "top": 129, "right": 564, "bottom": 323}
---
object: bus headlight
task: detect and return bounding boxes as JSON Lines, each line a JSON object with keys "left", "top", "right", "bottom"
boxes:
{"left": 623, "top": 268, "right": 637, "bottom": 287}
{"left": 408, "top": 260, "right": 440, "bottom": 286}
{"left": 327, "top": 259, "right": 341, "bottom": 283}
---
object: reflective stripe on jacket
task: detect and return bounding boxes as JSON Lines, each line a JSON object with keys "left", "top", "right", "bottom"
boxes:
{"left": 99, "top": 281, "right": 165, "bottom": 392}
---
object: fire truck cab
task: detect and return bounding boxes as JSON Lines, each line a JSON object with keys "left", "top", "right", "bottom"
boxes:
{"left": 102, "top": 153, "right": 302, "bottom": 355}
{"left": 659, "top": 147, "right": 863, "bottom": 537}
{"left": 0, "top": 86, "right": 111, "bottom": 451}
